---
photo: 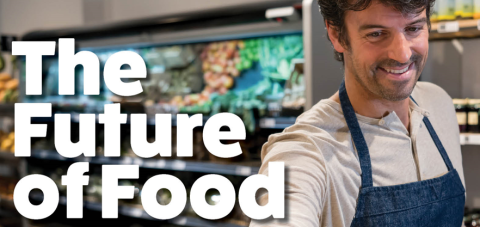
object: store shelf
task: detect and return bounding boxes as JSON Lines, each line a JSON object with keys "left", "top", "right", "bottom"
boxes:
{"left": 31, "top": 113, "right": 296, "bottom": 129}
{"left": 259, "top": 117, "right": 296, "bottom": 129}
{"left": 31, "top": 113, "right": 210, "bottom": 126}
{"left": 0, "top": 104, "right": 14, "bottom": 117}
{"left": 0, "top": 165, "right": 14, "bottom": 178}
{"left": 0, "top": 196, "right": 19, "bottom": 218}
{"left": 31, "top": 194, "right": 246, "bottom": 227}
{"left": 460, "top": 133, "right": 480, "bottom": 145}
{"left": 0, "top": 151, "right": 17, "bottom": 161}
{"left": 30, "top": 150, "right": 260, "bottom": 177}
{"left": 0, "top": 208, "right": 19, "bottom": 218}
{"left": 430, "top": 19, "right": 480, "bottom": 40}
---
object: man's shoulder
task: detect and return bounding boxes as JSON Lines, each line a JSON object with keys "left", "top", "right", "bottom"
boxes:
{"left": 411, "top": 81, "right": 453, "bottom": 106}
{"left": 261, "top": 100, "right": 345, "bottom": 156}
{"left": 295, "top": 99, "right": 344, "bottom": 128}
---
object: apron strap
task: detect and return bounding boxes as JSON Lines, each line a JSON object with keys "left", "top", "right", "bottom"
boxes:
{"left": 410, "top": 97, "right": 454, "bottom": 171}
{"left": 339, "top": 80, "right": 374, "bottom": 188}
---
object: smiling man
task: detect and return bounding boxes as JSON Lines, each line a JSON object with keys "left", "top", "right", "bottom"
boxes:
{"left": 250, "top": 0, "right": 466, "bottom": 226}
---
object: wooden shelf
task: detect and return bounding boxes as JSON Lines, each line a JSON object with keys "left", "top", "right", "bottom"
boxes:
{"left": 460, "top": 133, "right": 480, "bottom": 145}
{"left": 430, "top": 19, "right": 480, "bottom": 40}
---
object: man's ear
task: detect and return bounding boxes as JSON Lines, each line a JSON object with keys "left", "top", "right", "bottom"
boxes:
{"left": 326, "top": 22, "right": 346, "bottom": 54}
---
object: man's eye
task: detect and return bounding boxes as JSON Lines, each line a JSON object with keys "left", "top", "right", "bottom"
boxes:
{"left": 407, "top": 27, "right": 421, "bottom": 32}
{"left": 367, "top": 32, "right": 382, "bottom": 38}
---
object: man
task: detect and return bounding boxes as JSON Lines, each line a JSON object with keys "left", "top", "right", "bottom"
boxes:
{"left": 250, "top": 0, "right": 465, "bottom": 226}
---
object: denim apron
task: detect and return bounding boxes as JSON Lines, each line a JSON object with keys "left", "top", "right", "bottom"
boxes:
{"left": 338, "top": 81, "right": 466, "bottom": 227}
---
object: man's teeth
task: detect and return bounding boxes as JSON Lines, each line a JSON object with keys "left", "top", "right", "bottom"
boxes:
{"left": 384, "top": 65, "right": 409, "bottom": 74}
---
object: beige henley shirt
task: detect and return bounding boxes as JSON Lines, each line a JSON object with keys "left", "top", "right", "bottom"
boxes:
{"left": 250, "top": 81, "right": 465, "bottom": 227}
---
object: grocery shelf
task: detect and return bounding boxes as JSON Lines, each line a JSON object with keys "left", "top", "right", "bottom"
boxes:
{"left": 30, "top": 150, "right": 260, "bottom": 177}
{"left": 460, "top": 133, "right": 480, "bottom": 145}
{"left": 0, "top": 165, "right": 14, "bottom": 178}
{"left": 430, "top": 19, "right": 480, "bottom": 40}
{"left": 259, "top": 117, "right": 296, "bottom": 129}
{"left": 31, "top": 113, "right": 209, "bottom": 126}
{"left": 0, "top": 151, "right": 17, "bottom": 161}
{"left": 0, "top": 104, "right": 14, "bottom": 117}
{"left": 31, "top": 113, "right": 296, "bottom": 129}
{"left": 31, "top": 194, "right": 246, "bottom": 227}
{"left": 0, "top": 208, "right": 19, "bottom": 218}
{"left": 0, "top": 196, "right": 19, "bottom": 218}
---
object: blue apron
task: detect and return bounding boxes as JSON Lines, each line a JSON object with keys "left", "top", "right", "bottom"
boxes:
{"left": 338, "top": 81, "right": 465, "bottom": 227}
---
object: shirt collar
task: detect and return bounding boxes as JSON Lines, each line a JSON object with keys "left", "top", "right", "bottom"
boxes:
{"left": 320, "top": 98, "right": 430, "bottom": 134}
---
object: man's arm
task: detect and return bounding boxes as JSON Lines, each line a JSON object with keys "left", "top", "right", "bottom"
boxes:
{"left": 249, "top": 129, "right": 328, "bottom": 226}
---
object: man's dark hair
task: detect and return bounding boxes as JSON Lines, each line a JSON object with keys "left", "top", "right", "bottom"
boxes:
{"left": 318, "top": 0, "right": 435, "bottom": 62}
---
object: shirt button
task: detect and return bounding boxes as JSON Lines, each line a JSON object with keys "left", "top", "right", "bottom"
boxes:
{"left": 379, "top": 119, "right": 385, "bottom": 125}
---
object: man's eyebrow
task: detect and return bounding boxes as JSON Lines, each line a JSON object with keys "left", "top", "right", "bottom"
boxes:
{"left": 358, "top": 17, "right": 428, "bottom": 31}
{"left": 406, "top": 17, "right": 427, "bottom": 26}
{"left": 358, "top": 24, "right": 388, "bottom": 31}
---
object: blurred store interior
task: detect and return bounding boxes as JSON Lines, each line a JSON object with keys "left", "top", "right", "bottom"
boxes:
{"left": 0, "top": 0, "right": 479, "bottom": 226}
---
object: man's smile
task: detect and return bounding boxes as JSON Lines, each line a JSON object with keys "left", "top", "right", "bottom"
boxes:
{"left": 377, "top": 62, "right": 415, "bottom": 81}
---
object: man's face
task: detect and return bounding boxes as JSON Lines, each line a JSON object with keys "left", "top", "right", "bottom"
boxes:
{"left": 341, "top": 1, "right": 429, "bottom": 101}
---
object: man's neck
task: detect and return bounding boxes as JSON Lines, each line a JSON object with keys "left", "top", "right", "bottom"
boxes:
{"left": 330, "top": 76, "right": 411, "bottom": 131}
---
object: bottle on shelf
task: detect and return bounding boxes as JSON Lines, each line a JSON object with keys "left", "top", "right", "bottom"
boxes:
{"left": 432, "top": 1, "right": 440, "bottom": 22}
{"left": 467, "top": 99, "right": 480, "bottom": 133}
{"left": 453, "top": 98, "right": 468, "bottom": 132}
{"left": 475, "top": 0, "right": 480, "bottom": 18}
{"left": 457, "top": 0, "right": 475, "bottom": 18}
{"left": 438, "top": 0, "right": 457, "bottom": 20}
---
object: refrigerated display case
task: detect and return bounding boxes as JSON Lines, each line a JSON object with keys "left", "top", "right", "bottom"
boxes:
{"left": 10, "top": 1, "right": 343, "bottom": 226}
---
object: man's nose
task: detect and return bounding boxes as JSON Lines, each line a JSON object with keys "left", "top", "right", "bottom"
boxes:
{"left": 387, "top": 33, "right": 412, "bottom": 64}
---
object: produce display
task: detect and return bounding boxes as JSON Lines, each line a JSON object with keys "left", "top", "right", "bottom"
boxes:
{"left": 0, "top": 129, "right": 14, "bottom": 153}
{"left": 17, "top": 33, "right": 302, "bottom": 227}
{"left": 282, "top": 60, "right": 306, "bottom": 116}
{"left": 21, "top": 33, "right": 305, "bottom": 132}
{"left": 0, "top": 73, "right": 18, "bottom": 103}
{"left": 475, "top": 0, "right": 480, "bottom": 18}
{"left": 0, "top": 41, "right": 19, "bottom": 103}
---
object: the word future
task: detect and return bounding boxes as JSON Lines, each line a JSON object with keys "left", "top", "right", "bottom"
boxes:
{"left": 12, "top": 39, "right": 284, "bottom": 221}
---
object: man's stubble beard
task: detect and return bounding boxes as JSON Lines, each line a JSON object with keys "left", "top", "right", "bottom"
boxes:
{"left": 345, "top": 49, "right": 426, "bottom": 102}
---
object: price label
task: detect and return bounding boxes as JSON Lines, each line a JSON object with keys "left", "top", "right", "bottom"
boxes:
{"left": 129, "top": 208, "right": 143, "bottom": 217}
{"left": 172, "top": 160, "right": 186, "bottom": 170}
{"left": 40, "top": 150, "right": 48, "bottom": 158}
{"left": 438, "top": 21, "right": 459, "bottom": 33}
{"left": 235, "top": 166, "right": 252, "bottom": 176}
{"left": 143, "top": 160, "right": 156, "bottom": 168}
{"left": 122, "top": 157, "right": 132, "bottom": 164}
{"left": 260, "top": 118, "right": 276, "bottom": 128}
{"left": 174, "top": 217, "right": 187, "bottom": 225}
{"left": 459, "top": 134, "right": 466, "bottom": 145}
{"left": 156, "top": 160, "right": 166, "bottom": 168}
{"left": 468, "top": 134, "right": 480, "bottom": 145}
{"left": 132, "top": 158, "right": 143, "bottom": 165}
{"left": 97, "top": 156, "right": 109, "bottom": 163}
{"left": 477, "top": 19, "right": 480, "bottom": 30}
